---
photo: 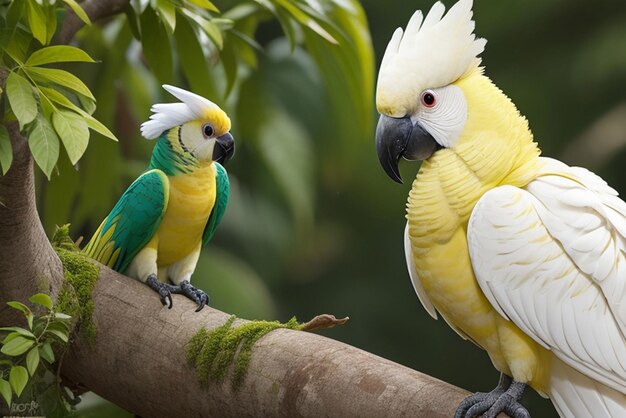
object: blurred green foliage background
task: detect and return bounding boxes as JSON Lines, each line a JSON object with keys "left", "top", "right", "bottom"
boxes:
{"left": 34, "top": 0, "right": 626, "bottom": 416}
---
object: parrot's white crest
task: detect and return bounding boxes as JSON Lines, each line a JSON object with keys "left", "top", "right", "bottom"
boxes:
{"left": 376, "top": 0, "right": 486, "bottom": 116}
{"left": 141, "top": 85, "right": 221, "bottom": 140}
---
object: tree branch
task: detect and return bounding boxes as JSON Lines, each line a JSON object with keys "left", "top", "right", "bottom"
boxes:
{"left": 1, "top": 7, "right": 480, "bottom": 416}
{"left": 0, "top": 122, "right": 64, "bottom": 323}
{"left": 58, "top": 0, "right": 131, "bottom": 44}
{"left": 0, "top": 121, "right": 476, "bottom": 418}
{"left": 62, "top": 266, "right": 472, "bottom": 418}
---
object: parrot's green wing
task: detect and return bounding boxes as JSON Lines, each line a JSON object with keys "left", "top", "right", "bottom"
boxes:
{"left": 83, "top": 169, "right": 169, "bottom": 273}
{"left": 202, "top": 162, "right": 229, "bottom": 246}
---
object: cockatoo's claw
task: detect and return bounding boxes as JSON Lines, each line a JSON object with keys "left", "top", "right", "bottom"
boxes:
{"left": 455, "top": 374, "right": 530, "bottom": 418}
{"left": 168, "top": 280, "right": 209, "bottom": 312}
{"left": 146, "top": 274, "right": 173, "bottom": 309}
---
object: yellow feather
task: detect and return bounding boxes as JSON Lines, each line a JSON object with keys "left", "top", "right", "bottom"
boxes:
{"left": 406, "top": 72, "right": 552, "bottom": 393}
{"left": 153, "top": 162, "right": 217, "bottom": 267}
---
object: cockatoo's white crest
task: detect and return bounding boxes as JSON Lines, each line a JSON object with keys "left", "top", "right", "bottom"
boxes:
{"left": 376, "top": 0, "right": 486, "bottom": 116}
{"left": 140, "top": 85, "right": 221, "bottom": 139}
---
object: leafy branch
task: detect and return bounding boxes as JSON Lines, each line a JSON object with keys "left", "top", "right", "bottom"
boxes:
{"left": 0, "top": 0, "right": 116, "bottom": 178}
{"left": 0, "top": 293, "right": 73, "bottom": 415}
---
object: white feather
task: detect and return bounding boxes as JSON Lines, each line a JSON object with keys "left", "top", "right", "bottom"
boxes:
{"left": 376, "top": 0, "right": 486, "bottom": 115}
{"left": 467, "top": 159, "right": 626, "bottom": 415}
{"left": 140, "top": 85, "right": 220, "bottom": 140}
{"left": 404, "top": 223, "right": 437, "bottom": 319}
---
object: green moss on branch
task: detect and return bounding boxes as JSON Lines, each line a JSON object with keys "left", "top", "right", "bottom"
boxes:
{"left": 187, "top": 315, "right": 303, "bottom": 389}
{"left": 51, "top": 225, "right": 99, "bottom": 345}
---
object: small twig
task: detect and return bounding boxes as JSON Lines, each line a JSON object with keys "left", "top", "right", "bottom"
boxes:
{"left": 300, "top": 314, "right": 349, "bottom": 332}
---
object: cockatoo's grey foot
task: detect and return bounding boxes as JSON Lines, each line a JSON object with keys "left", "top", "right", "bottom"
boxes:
{"left": 167, "top": 280, "right": 209, "bottom": 312}
{"left": 454, "top": 374, "right": 530, "bottom": 418}
{"left": 146, "top": 274, "right": 173, "bottom": 309}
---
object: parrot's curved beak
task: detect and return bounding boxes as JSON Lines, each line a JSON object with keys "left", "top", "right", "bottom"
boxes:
{"left": 375, "top": 115, "right": 441, "bottom": 184}
{"left": 213, "top": 132, "right": 235, "bottom": 164}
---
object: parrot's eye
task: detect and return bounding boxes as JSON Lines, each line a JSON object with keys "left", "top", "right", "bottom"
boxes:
{"left": 202, "top": 124, "right": 214, "bottom": 138}
{"left": 421, "top": 91, "right": 436, "bottom": 108}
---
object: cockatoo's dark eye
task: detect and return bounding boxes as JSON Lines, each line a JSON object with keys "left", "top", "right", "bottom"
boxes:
{"left": 421, "top": 91, "right": 436, "bottom": 108}
{"left": 202, "top": 124, "right": 214, "bottom": 138}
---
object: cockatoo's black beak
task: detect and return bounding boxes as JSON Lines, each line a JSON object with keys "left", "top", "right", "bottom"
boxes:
{"left": 375, "top": 115, "right": 441, "bottom": 184}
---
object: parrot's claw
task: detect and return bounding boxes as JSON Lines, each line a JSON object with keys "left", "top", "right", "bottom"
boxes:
{"left": 454, "top": 374, "right": 530, "bottom": 418}
{"left": 146, "top": 274, "right": 173, "bottom": 309}
{"left": 168, "top": 280, "right": 209, "bottom": 312}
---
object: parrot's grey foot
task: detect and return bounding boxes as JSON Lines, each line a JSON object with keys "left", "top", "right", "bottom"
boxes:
{"left": 168, "top": 280, "right": 209, "bottom": 312}
{"left": 146, "top": 274, "right": 173, "bottom": 309}
{"left": 454, "top": 374, "right": 530, "bottom": 418}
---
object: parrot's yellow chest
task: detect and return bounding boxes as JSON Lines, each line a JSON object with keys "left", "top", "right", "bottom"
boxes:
{"left": 406, "top": 148, "right": 551, "bottom": 394}
{"left": 153, "top": 163, "right": 216, "bottom": 266}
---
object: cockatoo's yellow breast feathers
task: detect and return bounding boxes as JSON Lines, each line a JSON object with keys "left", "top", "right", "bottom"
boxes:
{"left": 376, "top": 0, "right": 486, "bottom": 116}
{"left": 140, "top": 84, "right": 231, "bottom": 139}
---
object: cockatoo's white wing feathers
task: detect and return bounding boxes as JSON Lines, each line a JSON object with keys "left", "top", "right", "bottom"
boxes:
{"left": 468, "top": 158, "right": 626, "bottom": 395}
{"left": 404, "top": 223, "right": 438, "bottom": 319}
{"left": 140, "top": 85, "right": 220, "bottom": 139}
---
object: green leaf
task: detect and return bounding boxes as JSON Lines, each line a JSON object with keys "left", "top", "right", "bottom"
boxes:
{"left": 156, "top": 0, "right": 176, "bottom": 33}
{"left": 25, "top": 0, "right": 47, "bottom": 45}
{"left": 78, "top": 93, "right": 96, "bottom": 115}
{"left": 47, "top": 321, "right": 70, "bottom": 334}
{"left": 0, "top": 327, "right": 35, "bottom": 339}
{"left": 26, "top": 347, "right": 40, "bottom": 376}
{"left": 81, "top": 111, "right": 117, "bottom": 141}
{"left": 25, "top": 67, "right": 95, "bottom": 100}
{"left": 46, "top": 329, "right": 68, "bottom": 343}
{"left": 220, "top": 40, "right": 238, "bottom": 98}
{"left": 1, "top": 332, "right": 21, "bottom": 345}
{"left": 3, "top": 26, "right": 32, "bottom": 65}
{"left": 182, "top": 10, "right": 223, "bottom": 49}
{"left": 126, "top": 6, "right": 143, "bottom": 40}
{"left": 275, "top": 0, "right": 337, "bottom": 44}
{"left": 1, "top": 336, "right": 35, "bottom": 356}
{"left": 187, "top": 0, "right": 219, "bottom": 13}
{"left": 140, "top": 6, "right": 173, "bottom": 84}
{"left": 54, "top": 312, "right": 72, "bottom": 320}
{"left": 9, "top": 366, "right": 28, "bottom": 397}
{"left": 0, "top": 125, "right": 13, "bottom": 175}
{"left": 63, "top": 0, "right": 91, "bottom": 25}
{"left": 131, "top": 0, "right": 150, "bottom": 15}
{"left": 0, "top": 378, "right": 11, "bottom": 407}
{"left": 28, "top": 293, "right": 53, "bottom": 310}
{"left": 52, "top": 110, "right": 90, "bottom": 165}
{"left": 6, "top": 71, "right": 37, "bottom": 129}
{"left": 26, "top": 45, "right": 95, "bottom": 67}
{"left": 43, "top": 3, "right": 57, "bottom": 45}
{"left": 41, "top": 86, "right": 116, "bottom": 140}
{"left": 175, "top": 16, "right": 215, "bottom": 99}
{"left": 6, "top": 301, "right": 32, "bottom": 316}
{"left": 39, "top": 342, "right": 55, "bottom": 364}
{"left": 28, "top": 115, "right": 60, "bottom": 179}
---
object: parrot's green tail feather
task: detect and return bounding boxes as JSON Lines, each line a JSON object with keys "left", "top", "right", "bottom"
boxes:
{"left": 83, "top": 169, "right": 169, "bottom": 273}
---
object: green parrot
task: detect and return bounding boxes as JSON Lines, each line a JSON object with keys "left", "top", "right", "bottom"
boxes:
{"left": 84, "top": 85, "right": 234, "bottom": 311}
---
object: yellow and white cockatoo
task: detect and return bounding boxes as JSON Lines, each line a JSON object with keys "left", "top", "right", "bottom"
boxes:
{"left": 375, "top": 0, "right": 626, "bottom": 417}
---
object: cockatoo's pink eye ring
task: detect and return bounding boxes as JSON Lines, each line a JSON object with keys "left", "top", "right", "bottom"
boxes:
{"left": 421, "top": 91, "right": 436, "bottom": 108}
{"left": 202, "top": 124, "right": 214, "bottom": 138}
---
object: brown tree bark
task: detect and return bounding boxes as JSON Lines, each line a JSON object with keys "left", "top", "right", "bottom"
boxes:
{"left": 63, "top": 268, "right": 471, "bottom": 418}
{"left": 0, "top": 1, "right": 478, "bottom": 417}
{"left": 0, "top": 123, "right": 65, "bottom": 324}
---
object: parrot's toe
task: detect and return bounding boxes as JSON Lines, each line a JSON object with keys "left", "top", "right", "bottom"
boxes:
{"left": 146, "top": 274, "right": 173, "bottom": 309}
{"left": 169, "top": 280, "right": 209, "bottom": 312}
{"left": 454, "top": 374, "right": 530, "bottom": 418}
